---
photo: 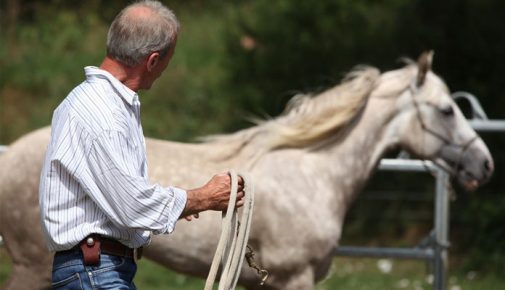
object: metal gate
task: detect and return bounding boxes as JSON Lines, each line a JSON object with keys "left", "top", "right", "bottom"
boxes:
{"left": 334, "top": 91, "right": 505, "bottom": 290}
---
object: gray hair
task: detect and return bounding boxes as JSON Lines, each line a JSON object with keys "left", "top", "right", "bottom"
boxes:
{"left": 106, "top": 0, "right": 180, "bottom": 66}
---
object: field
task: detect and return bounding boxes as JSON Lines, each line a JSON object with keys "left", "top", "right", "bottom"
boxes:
{"left": 1, "top": 248, "right": 502, "bottom": 290}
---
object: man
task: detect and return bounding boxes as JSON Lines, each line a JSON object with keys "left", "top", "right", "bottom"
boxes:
{"left": 39, "top": 1, "right": 244, "bottom": 289}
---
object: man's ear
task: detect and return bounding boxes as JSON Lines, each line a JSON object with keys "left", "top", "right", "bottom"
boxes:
{"left": 146, "top": 52, "right": 160, "bottom": 72}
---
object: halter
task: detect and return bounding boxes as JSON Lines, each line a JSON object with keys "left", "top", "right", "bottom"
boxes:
{"left": 408, "top": 82, "right": 479, "bottom": 175}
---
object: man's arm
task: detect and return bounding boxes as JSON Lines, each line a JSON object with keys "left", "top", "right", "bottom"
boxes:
{"left": 86, "top": 129, "right": 186, "bottom": 234}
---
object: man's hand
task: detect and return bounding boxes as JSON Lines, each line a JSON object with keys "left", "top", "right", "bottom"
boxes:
{"left": 180, "top": 172, "right": 245, "bottom": 219}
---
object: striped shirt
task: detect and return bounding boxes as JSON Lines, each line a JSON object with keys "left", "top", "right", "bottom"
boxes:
{"left": 39, "top": 66, "right": 187, "bottom": 252}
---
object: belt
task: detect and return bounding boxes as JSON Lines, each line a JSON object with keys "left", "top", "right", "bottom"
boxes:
{"left": 80, "top": 236, "right": 142, "bottom": 260}
{"left": 61, "top": 235, "right": 142, "bottom": 265}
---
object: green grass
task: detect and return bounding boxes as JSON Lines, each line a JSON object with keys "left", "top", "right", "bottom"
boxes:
{"left": 318, "top": 257, "right": 505, "bottom": 290}
{"left": 0, "top": 249, "right": 10, "bottom": 285}
{"left": 135, "top": 259, "right": 208, "bottom": 290}
{"left": 1, "top": 248, "right": 503, "bottom": 290}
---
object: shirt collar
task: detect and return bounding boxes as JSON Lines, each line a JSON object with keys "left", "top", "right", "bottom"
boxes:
{"left": 84, "top": 66, "right": 138, "bottom": 106}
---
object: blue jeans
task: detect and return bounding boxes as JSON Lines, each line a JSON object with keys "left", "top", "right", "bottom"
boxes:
{"left": 52, "top": 249, "right": 137, "bottom": 289}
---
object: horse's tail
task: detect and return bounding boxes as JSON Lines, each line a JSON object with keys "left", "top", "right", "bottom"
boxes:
{"left": 0, "top": 145, "right": 9, "bottom": 246}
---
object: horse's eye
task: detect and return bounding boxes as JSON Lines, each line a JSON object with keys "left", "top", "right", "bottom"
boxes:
{"left": 440, "top": 105, "right": 454, "bottom": 116}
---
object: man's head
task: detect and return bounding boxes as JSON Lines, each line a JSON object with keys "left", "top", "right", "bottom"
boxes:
{"left": 106, "top": 0, "right": 179, "bottom": 67}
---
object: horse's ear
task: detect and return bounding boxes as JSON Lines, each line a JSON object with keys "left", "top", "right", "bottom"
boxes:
{"left": 416, "top": 50, "right": 434, "bottom": 87}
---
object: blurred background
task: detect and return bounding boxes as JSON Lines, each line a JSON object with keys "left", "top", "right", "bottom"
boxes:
{"left": 1, "top": 0, "right": 504, "bottom": 289}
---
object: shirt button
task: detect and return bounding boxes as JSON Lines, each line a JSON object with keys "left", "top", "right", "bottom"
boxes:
{"left": 86, "top": 237, "right": 95, "bottom": 246}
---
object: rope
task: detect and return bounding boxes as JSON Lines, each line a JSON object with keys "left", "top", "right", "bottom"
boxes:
{"left": 204, "top": 170, "right": 255, "bottom": 290}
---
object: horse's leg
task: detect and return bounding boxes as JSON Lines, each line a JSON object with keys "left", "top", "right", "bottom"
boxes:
{"left": 245, "top": 266, "right": 315, "bottom": 290}
{"left": 2, "top": 264, "right": 51, "bottom": 290}
{"left": 1, "top": 207, "right": 52, "bottom": 290}
{"left": 280, "top": 267, "right": 315, "bottom": 290}
{"left": 1, "top": 234, "right": 52, "bottom": 290}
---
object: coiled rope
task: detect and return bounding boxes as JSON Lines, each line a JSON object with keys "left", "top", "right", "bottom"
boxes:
{"left": 204, "top": 170, "right": 256, "bottom": 290}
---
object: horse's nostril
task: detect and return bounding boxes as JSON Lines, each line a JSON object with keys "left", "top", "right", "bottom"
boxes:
{"left": 484, "top": 159, "right": 493, "bottom": 172}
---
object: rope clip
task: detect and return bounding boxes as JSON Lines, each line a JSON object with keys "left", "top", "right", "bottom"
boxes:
{"left": 245, "top": 245, "right": 269, "bottom": 285}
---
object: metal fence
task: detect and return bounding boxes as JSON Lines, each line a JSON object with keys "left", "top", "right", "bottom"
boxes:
{"left": 335, "top": 159, "right": 450, "bottom": 289}
{"left": 334, "top": 91, "right": 505, "bottom": 290}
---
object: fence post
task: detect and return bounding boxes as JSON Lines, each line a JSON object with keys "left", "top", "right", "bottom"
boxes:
{"left": 433, "top": 169, "right": 450, "bottom": 290}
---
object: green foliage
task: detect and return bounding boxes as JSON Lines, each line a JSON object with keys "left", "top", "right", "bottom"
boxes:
{"left": 222, "top": 0, "right": 404, "bottom": 117}
{"left": 139, "top": 4, "right": 241, "bottom": 141}
{"left": 390, "top": 0, "right": 505, "bottom": 119}
{"left": 0, "top": 6, "right": 107, "bottom": 142}
{"left": 0, "top": 2, "right": 239, "bottom": 143}
{"left": 4, "top": 12, "right": 105, "bottom": 94}
{"left": 452, "top": 192, "right": 505, "bottom": 273}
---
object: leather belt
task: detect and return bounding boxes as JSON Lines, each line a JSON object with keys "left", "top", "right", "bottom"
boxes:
{"left": 79, "top": 236, "right": 139, "bottom": 258}
{"left": 76, "top": 235, "right": 142, "bottom": 265}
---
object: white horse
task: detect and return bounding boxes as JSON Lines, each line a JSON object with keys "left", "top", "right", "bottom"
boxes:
{"left": 0, "top": 52, "right": 494, "bottom": 290}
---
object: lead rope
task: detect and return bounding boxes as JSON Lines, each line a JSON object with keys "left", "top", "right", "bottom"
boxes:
{"left": 204, "top": 170, "right": 260, "bottom": 290}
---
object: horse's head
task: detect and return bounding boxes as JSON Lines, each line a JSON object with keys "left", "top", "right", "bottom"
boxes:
{"left": 392, "top": 51, "right": 493, "bottom": 191}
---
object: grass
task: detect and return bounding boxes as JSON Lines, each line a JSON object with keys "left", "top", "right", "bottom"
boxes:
{"left": 1, "top": 247, "right": 503, "bottom": 290}
{"left": 134, "top": 259, "right": 208, "bottom": 290}
{"left": 0, "top": 249, "right": 10, "bottom": 286}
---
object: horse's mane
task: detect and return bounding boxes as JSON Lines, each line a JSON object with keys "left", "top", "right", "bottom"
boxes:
{"left": 203, "top": 66, "right": 390, "bottom": 161}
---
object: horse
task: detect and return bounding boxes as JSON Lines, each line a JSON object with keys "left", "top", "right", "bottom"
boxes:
{"left": 0, "top": 52, "right": 494, "bottom": 290}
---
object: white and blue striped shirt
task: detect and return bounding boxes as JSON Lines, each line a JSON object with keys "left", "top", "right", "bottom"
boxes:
{"left": 39, "top": 66, "right": 187, "bottom": 252}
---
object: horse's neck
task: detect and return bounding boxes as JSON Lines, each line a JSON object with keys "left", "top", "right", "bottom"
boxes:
{"left": 325, "top": 96, "right": 399, "bottom": 204}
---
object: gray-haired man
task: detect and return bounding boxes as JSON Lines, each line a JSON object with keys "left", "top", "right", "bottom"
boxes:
{"left": 39, "top": 1, "right": 243, "bottom": 288}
